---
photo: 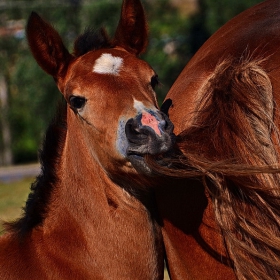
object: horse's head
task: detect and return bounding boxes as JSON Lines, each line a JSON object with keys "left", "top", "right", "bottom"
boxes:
{"left": 26, "top": 0, "right": 174, "bottom": 177}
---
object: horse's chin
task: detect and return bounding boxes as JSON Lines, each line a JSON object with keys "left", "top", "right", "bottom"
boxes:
{"left": 127, "top": 154, "right": 153, "bottom": 175}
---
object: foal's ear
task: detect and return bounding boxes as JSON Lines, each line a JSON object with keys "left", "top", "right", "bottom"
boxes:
{"left": 26, "top": 12, "right": 73, "bottom": 78}
{"left": 113, "top": 0, "right": 148, "bottom": 55}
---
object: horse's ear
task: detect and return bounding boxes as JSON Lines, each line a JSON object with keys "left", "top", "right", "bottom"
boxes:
{"left": 26, "top": 12, "right": 73, "bottom": 79}
{"left": 113, "top": 0, "right": 148, "bottom": 55}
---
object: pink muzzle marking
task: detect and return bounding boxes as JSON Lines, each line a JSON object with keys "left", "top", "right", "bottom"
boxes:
{"left": 141, "top": 112, "right": 161, "bottom": 136}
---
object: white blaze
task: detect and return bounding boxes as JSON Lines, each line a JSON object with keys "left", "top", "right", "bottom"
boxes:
{"left": 93, "top": 53, "right": 123, "bottom": 75}
{"left": 133, "top": 99, "right": 146, "bottom": 112}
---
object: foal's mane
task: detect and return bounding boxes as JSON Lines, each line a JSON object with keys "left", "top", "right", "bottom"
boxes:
{"left": 4, "top": 100, "right": 67, "bottom": 237}
{"left": 148, "top": 56, "right": 280, "bottom": 279}
{"left": 4, "top": 29, "right": 112, "bottom": 238}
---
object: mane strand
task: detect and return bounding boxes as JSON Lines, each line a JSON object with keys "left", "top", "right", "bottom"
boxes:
{"left": 4, "top": 100, "right": 67, "bottom": 238}
{"left": 147, "top": 56, "right": 280, "bottom": 279}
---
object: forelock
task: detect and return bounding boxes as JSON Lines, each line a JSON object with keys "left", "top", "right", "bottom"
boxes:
{"left": 73, "top": 27, "right": 112, "bottom": 57}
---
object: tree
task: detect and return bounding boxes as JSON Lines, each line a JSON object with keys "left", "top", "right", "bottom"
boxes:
{"left": 0, "top": 22, "right": 23, "bottom": 165}
{"left": 0, "top": 75, "right": 12, "bottom": 165}
{"left": 0, "top": 0, "right": 82, "bottom": 164}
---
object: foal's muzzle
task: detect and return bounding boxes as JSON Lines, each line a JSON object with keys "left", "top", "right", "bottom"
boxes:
{"left": 125, "top": 110, "right": 175, "bottom": 173}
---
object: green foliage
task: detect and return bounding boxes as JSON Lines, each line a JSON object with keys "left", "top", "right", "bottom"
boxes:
{"left": 0, "top": 0, "right": 81, "bottom": 164}
{"left": 9, "top": 52, "right": 61, "bottom": 163}
{"left": 0, "top": 0, "right": 262, "bottom": 164}
{"left": 142, "top": 0, "right": 191, "bottom": 103}
{"left": 79, "top": 0, "right": 121, "bottom": 38}
{"left": 203, "top": 0, "right": 262, "bottom": 34}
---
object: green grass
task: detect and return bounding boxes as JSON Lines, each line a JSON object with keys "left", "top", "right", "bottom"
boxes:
{"left": 0, "top": 177, "right": 33, "bottom": 233}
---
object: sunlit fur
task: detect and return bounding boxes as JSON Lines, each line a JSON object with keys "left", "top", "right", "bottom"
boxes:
{"left": 147, "top": 0, "right": 280, "bottom": 279}
{"left": 0, "top": 0, "right": 174, "bottom": 279}
{"left": 148, "top": 57, "right": 280, "bottom": 280}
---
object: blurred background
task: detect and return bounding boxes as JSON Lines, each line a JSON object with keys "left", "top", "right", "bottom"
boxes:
{"left": 0, "top": 0, "right": 262, "bottom": 167}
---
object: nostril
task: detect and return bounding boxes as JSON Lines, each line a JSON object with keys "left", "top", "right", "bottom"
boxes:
{"left": 125, "top": 118, "right": 138, "bottom": 136}
{"left": 125, "top": 118, "right": 148, "bottom": 143}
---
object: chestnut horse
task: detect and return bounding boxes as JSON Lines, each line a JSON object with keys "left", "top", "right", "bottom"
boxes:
{"left": 0, "top": 0, "right": 175, "bottom": 279}
{"left": 148, "top": 0, "right": 280, "bottom": 279}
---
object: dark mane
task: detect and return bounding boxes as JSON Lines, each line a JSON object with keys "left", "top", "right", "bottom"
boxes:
{"left": 4, "top": 100, "right": 67, "bottom": 238}
{"left": 147, "top": 56, "right": 280, "bottom": 279}
{"left": 73, "top": 27, "right": 112, "bottom": 57}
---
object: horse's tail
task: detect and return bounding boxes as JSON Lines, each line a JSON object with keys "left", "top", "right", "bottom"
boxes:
{"left": 147, "top": 57, "right": 280, "bottom": 279}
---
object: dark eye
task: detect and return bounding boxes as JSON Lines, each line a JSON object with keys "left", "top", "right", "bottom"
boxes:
{"left": 151, "top": 74, "right": 159, "bottom": 90}
{"left": 69, "top": 96, "right": 86, "bottom": 110}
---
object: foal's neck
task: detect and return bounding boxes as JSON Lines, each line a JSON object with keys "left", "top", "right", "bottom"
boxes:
{"left": 1, "top": 107, "right": 163, "bottom": 280}
{"left": 43, "top": 112, "right": 154, "bottom": 234}
{"left": 38, "top": 118, "right": 164, "bottom": 279}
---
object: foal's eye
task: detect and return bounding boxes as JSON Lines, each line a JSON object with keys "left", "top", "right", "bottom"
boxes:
{"left": 69, "top": 96, "right": 87, "bottom": 110}
{"left": 151, "top": 74, "right": 159, "bottom": 90}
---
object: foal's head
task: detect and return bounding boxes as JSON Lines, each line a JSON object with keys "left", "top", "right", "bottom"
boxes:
{"left": 26, "top": 0, "right": 174, "bottom": 178}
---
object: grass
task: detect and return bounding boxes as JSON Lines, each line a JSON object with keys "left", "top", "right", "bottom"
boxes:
{"left": 0, "top": 177, "right": 33, "bottom": 233}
